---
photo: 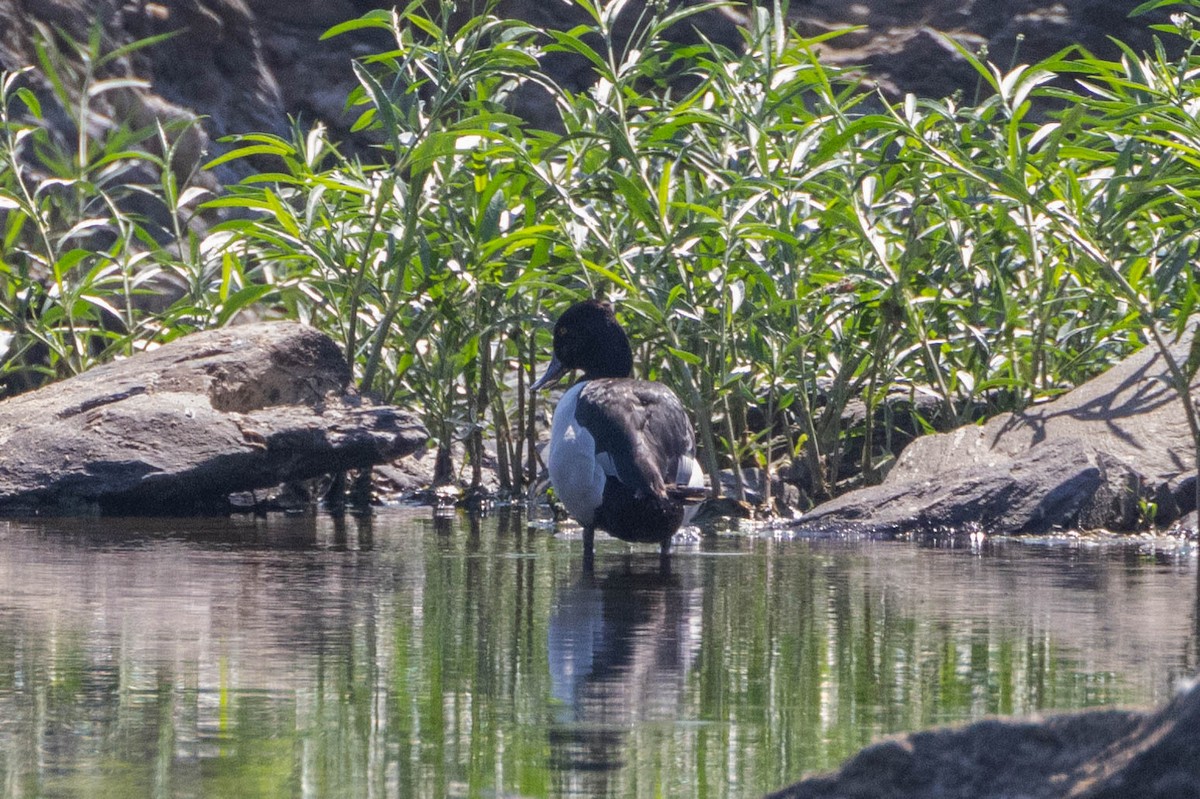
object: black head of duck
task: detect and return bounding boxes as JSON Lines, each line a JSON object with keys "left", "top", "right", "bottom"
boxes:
{"left": 531, "top": 298, "right": 633, "bottom": 389}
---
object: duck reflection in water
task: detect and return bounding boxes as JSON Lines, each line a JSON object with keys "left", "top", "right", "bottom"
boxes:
{"left": 547, "top": 557, "right": 702, "bottom": 791}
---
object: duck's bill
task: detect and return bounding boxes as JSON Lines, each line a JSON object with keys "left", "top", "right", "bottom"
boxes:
{"left": 531, "top": 356, "right": 567, "bottom": 391}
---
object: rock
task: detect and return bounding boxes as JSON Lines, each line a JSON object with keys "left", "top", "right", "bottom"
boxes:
{"left": 768, "top": 678, "right": 1200, "bottom": 799}
{"left": 781, "top": 382, "right": 1004, "bottom": 498}
{"left": 791, "top": 0, "right": 1174, "bottom": 100}
{"left": 692, "top": 495, "right": 756, "bottom": 522}
{"left": 713, "top": 467, "right": 803, "bottom": 517}
{"left": 795, "top": 335, "right": 1199, "bottom": 535}
{"left": 373, "top": 438, "right": 504, "bottom": 501}
{"left": 0, "top": 322, "right": 428, "bottom": 514}
{"left": 1169, "top": 509, "right": 1199, "bottom": 537}
{"left": 0, "top": 0, "right": 744, "bottom": 177}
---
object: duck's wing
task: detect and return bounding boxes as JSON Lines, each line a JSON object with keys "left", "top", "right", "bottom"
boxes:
{"left": 576, "top": 379, "right": 698, "bottom": 498}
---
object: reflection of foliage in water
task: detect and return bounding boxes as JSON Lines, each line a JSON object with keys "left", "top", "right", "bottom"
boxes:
{"left": 0, "top": 513, "right": 1192, "bottom": 797}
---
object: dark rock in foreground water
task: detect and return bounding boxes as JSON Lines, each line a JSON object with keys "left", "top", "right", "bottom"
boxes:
{"left": 769, "top": 678, "right": 1200, "bottom": 799}
{"left": 0, "top": 323, "right": 427, "bottom": 514}
{"left": 796, "top": 337, "right": 1199, "bottom": 535}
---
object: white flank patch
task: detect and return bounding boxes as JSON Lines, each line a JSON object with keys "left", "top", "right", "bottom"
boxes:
{"left": 678, "top": 454, "right": 706, "bottom": 525}
{"left": 547, "top": 383, "right": 606, "bottom": 526}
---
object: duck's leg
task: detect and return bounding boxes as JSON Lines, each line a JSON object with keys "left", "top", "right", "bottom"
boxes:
{"left": 659, "top": 538, "right": 671, "bottom": 574}
{"left": 583, "top": 525, "right": 595, "bottom": 572}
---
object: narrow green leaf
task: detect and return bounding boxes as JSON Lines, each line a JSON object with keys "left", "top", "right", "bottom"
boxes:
{"left": 14, "top": 87, "right": 41, "bottom": 118}
{"left": 217, "top": 285, "right": 275, "bottom": 326}
{"left": 321, "top": 11, "right": 395, "bottom": 40}
{"left": 667, "top": 346, "right": 702, "bottom": 365}
{"left": 204, "top": 144, "right": 293, "bottom": 171}
{"left": 53, "top": 249, "right": 92, "bottom": 280}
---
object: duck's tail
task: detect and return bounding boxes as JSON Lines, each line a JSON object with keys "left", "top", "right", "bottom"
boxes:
{"left": 667, "top": 484, "right": 708, "bottom": 505}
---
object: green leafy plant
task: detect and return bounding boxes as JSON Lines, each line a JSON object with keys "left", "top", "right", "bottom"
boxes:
{"left": 0, "top": 25, "right": 214, "bottom": 393}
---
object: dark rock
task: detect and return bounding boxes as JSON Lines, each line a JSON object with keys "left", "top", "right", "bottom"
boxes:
{"left": 692, "top": 495, "right": 756, "bottom": 522}
{"left": 715, "top": 466, "right": 803, "bottom": 516}
{"left": 768, "top": 679, "right": 1200, "bottom": 799}
{"left": 0, "top": 0, "right": 744, "bottom": 175}
{"left": 797, "top": 437, "right": 1103, "bottom": 535}
{"left": 796, "top": 336, "right": 1199, "bottom": 535}
{"left": 373, "top": 438, "right": 503, "bottom": 500}
{"left": 1170, "top": 509, "right": 1199, "bottom": 537}
{"left": 0, "top": 0, "right": 1174, "bottom": 189}
{"left": 791, "top": 0, "right": 1173, "bottom": 100}
{"left": 794, "top": 384, "right": 1005, "bottom": 496}
{"left": 0, "top": 322, "right": 428, "bottom": 514}
{"left": 864, "top": 27, "right": 982, "bottom": 101}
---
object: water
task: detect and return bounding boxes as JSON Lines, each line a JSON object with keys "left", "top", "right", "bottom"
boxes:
{"left": 0, "top": 510, "right": 1195, "bottom": 798}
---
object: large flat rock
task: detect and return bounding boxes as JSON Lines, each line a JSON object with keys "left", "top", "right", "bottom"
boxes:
{"left": 0, "top": 322, "right": 427, "bottom": 514}
{"left": 796, "top": 335, "right": 1198, "bottom": 535}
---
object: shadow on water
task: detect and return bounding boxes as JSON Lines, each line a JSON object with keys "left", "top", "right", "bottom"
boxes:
{"left": 6, "top": 511, "right": 380, "bottom": 552}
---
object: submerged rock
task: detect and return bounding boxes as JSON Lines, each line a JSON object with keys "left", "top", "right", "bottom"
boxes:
{"left": 795, "top": 335, "right": 1199, "bottom": 535}
{"left": 0, "top": 322, "right": 427, "bottom": 514}
{"left": 768, "top": 678, "right": 1200, "bottom": 799}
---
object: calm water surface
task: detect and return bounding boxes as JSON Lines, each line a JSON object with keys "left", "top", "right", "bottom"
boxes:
{"left": 0, "top": 509, "right": 1196, "bottom": 798}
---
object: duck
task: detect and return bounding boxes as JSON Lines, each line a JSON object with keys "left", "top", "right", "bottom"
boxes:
{"left": 531, "top": 299, "right": 706, "bottom": 568}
